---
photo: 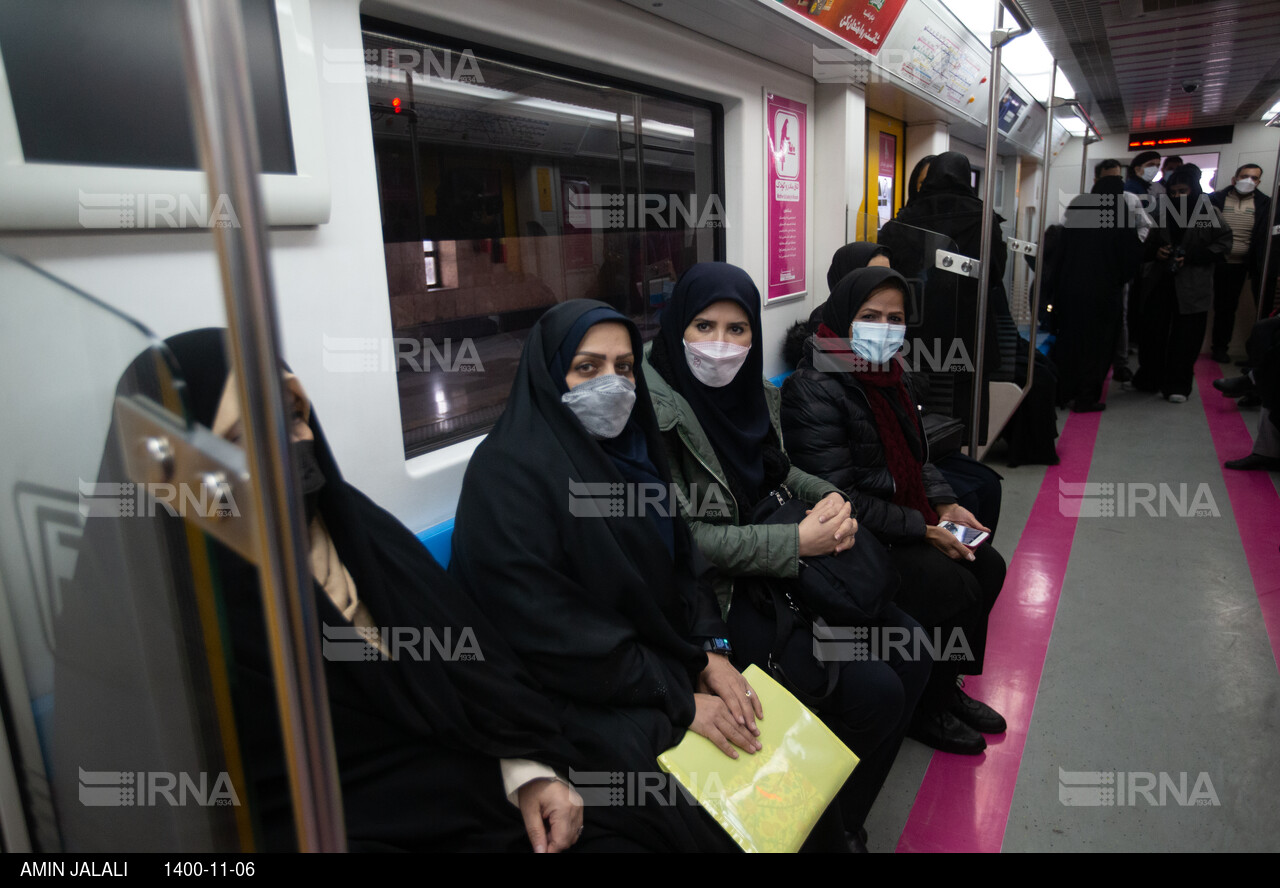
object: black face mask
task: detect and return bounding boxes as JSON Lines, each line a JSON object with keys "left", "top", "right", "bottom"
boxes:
{"left": 292, "top": 439, "right": 326, "bottom": 525}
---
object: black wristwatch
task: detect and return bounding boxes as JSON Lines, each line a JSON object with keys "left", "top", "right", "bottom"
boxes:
{"left": 702, "top": 637, "right": 733, "bottom": 658}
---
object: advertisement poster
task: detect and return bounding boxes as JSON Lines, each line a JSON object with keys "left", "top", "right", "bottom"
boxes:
{"left": 877, "top": 132, "right": 896, "bottom": 229}
{"left": 778, "top": 0, "right": 908, "bottom": 57}
{"left": 766, "top": 92, "right": 806, "bottom": 303}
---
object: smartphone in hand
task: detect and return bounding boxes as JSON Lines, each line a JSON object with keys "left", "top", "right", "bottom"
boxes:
{"left": 939, "top": 520, "right": 990, "bottom": 549}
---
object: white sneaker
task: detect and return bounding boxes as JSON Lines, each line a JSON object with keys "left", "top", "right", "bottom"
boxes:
{"left": 1168, "top": 394, "right": 1187, "bottom": 403}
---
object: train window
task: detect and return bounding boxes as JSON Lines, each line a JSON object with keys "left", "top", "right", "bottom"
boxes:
{"left": 361, "top": 26, "right": 725, "bottom": 456}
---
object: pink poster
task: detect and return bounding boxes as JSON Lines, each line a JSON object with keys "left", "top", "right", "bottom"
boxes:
{"left": 767, "top": 92, "right": 806, "bottom": 302}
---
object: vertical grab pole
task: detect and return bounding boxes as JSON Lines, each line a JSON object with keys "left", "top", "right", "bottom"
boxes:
{"left": 177, "top": 0, "right": 346, "bottom": 852}
{"left": 1024, "top": 62, "right": 1059, "bottom": 398}
{"left": 970, "top": 0, "right": 1033, "bottom": 456}
{"left": 1256, "top": 120, "right": 1280, "bottom": 320}
{"left": 970, "top": 7, "right": 1005, "bottom": 456}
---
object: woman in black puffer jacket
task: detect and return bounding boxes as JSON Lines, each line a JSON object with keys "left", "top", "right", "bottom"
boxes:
{"left": 781, "top": 267, "right": 1008, "bottom": 757}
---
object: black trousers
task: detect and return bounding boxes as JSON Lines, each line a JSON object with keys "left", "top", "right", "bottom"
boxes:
{"left": 932, "top": 452, "right": 1003, "bottom": 541}
{"left": 888, "top": 542, "right": 1006, "bottom": 710}
{"left": 1134, "top": 278, "right": 1209, "bottom": 398}
{"left": 1212, "top": 262, "right": 1252, "bottom": 352}
{"left": 727, "top": 600, "right": 930, "bottom": 833}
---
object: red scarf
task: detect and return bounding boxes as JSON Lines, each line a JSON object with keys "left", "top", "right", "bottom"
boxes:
{"left": 815, "top": 323, "right": 937, "bottom": 525}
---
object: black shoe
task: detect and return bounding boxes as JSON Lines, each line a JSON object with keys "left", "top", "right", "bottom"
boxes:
{"left": 1225, "top": 453, "right": 1280, "bottom": 471}
{"left": 1238, "top": 393, "right": 1262, "bottom": 408}
{"left": 1211, "top": 348, "right": 1230, "bottom": 363}
{"left": 908, "top": 707, "right": 986, "bottom": 755}
{"left": 1213, "top": 375, "right": 1255, "bottom": 397}
{"left": 1112, "top": 366, "right": 1133, "bottom": 383}
{"left": 1071, "top": 400, "right": 1106, "bottom": 413}
{"left": 845, "top": 828, "right": 869, "bottom": 853}
{"left": 950, "top": 684, "right": 1008, "bottom": 735}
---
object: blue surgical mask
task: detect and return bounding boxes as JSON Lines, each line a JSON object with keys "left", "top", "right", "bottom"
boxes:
{"left": 849, "top": 322, "right": 906, "bottom": 366}
{"left": 561, "top": 374, "right": 636, "bottom": 438}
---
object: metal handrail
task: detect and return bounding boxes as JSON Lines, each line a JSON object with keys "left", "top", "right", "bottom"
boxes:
{"left": 177, "top": 0, "right": 346, "bottom": 853}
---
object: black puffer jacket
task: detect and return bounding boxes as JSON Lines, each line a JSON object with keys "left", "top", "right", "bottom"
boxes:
{"left": 780, "top": 342, "right": 956, "bottom": 543}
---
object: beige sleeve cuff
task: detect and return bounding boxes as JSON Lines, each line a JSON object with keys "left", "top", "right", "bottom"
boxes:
{"left": 499, "top": 758, "right": 567, "bottom": 806}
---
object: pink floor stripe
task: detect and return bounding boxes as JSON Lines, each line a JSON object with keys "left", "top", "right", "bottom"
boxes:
{"left": 1193, "top": 357, "right": 1280, "bottom": 673}
{"left": 895, "top": 393, "right": 1107, "bottom": 853}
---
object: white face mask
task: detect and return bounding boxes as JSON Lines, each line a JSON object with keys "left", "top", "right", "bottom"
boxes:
{"left": 1236, "top": 179, "right": 1257, "bottom": 195}
{"left": 683, "top": 339, "right": 750, "bottom": 387}
{"left": 849, "top": 321, "right": 907, "bottom": 366}
{"left": 1142, "top": 165, "right": 1159, "bottom": 183}
{"left": 560, "top": 374, "right": 636, "bottom": 438}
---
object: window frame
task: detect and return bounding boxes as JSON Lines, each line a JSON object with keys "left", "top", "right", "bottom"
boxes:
{"left": 361, "top": 15, "right": 727, "bottom": 458}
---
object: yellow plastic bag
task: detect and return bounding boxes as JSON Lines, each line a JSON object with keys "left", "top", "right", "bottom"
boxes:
{"left": 656, "top": 665, "right": 859, "bottom": 853}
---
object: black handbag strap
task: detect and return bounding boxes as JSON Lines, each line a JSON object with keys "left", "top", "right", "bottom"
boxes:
{"left": 767, "top": 586, "right": 840, "bottom": 710}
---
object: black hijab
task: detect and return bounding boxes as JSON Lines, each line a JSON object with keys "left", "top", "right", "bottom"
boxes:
{"left": 452, "top": 299, "right": 718, "bottom": 732}
{"left": 451, "top": 300, "right": 735, "bottom": 853}
{"left": 907, "top": 154, "right": 937, "bottom": 204}
{"left": 822, "top": 266, "right": 913, "bottom": 335}
{"left": 827, "top": 242, "right": 892, "bottom": 292}
{"left": 550, "top": 304, "right": 676, "bottom": 557}
{"left": 650, "top": 263, "right": 774, "bottom": 506}
{"left": 60, "top": 328, "right": 581, "bottom": 852}
{"left": 918, "top": 151, "right": 977, "bottom": 198}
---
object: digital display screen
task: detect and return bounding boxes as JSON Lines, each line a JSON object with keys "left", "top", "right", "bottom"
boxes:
{"left": 0, "top": 0, "right": 295, "bottom": 173}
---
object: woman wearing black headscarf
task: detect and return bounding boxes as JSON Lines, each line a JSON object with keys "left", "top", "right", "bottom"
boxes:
{"left": 1048, "top": 177, "right": 1145, "bottom": 411}
{"left": 1132, "top": 164, "right": 1234, "bottom": 401}
{"left": 780, "top": 268, "right": 1008, "bottom": 755}
{"left": 55, "top": 328, "right": 589, "bottom": 853}
{"left": 450, "top": 300, "right": 787, "bottom": 853}
{"left": 785, "top": 243, "right": 894, "bottom": 369}
{"left": 906, "top": 154, "right": 935, "bottom": 206}
{"left": 877, "top": 151, "right": 1007, "bottom": 443}
{"left": 642, "top": 262, "right": 930, "bottom": 849}
{"left": 794, "top": 243, "right": 1005, "bottom": 533}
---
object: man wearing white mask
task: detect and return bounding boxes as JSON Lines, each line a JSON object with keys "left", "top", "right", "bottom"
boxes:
{"left": 1210, "top": 164, "right": 1271, "bottom": 363}
{"left": 1125, "top": 151, "right": 1162, "bottom": 199}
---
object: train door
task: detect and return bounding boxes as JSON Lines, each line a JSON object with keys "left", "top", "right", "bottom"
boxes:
{"left": 858, "top": 111, "right": 906, "bottom": 241}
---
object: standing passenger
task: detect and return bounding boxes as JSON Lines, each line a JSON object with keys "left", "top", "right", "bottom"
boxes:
{"left": 1132, "top": 165, "right": 1234, "bottom": 402}
{"left": 1049, "top": 177, "right": 1144, "bottom": 411}
{"left": 1209, "top": 164, "right": 1271, "bottom": 362}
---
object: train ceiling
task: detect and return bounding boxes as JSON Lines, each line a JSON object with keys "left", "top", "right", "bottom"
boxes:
{"left": 1011, "top": 0, "right": 1280, "bottom": 133}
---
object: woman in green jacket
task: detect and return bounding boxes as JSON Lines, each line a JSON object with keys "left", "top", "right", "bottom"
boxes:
{"left": 642, "top": 262, "right": 931, "bottom": 849}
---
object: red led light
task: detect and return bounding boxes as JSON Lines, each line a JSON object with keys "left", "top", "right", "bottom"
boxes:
{"left": 392, "top": 97, "right": 402, "bottom": 113}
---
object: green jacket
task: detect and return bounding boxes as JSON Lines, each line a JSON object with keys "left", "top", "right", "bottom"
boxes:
{"left": 642, "top": 344, "right": 845, "bottom": 617}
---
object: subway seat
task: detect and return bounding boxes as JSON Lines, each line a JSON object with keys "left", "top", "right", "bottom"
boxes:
{"left": 416, "top": 517, "right": 456, "bottom": 569}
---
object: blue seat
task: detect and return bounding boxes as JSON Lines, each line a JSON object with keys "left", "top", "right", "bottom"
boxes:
{"left": 416, "top": 518, "right": 455, "bottom": 569}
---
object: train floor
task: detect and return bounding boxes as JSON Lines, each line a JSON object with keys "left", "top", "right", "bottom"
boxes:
{"left": 865, "top": 354, "right": 1280, "bottom": 852}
